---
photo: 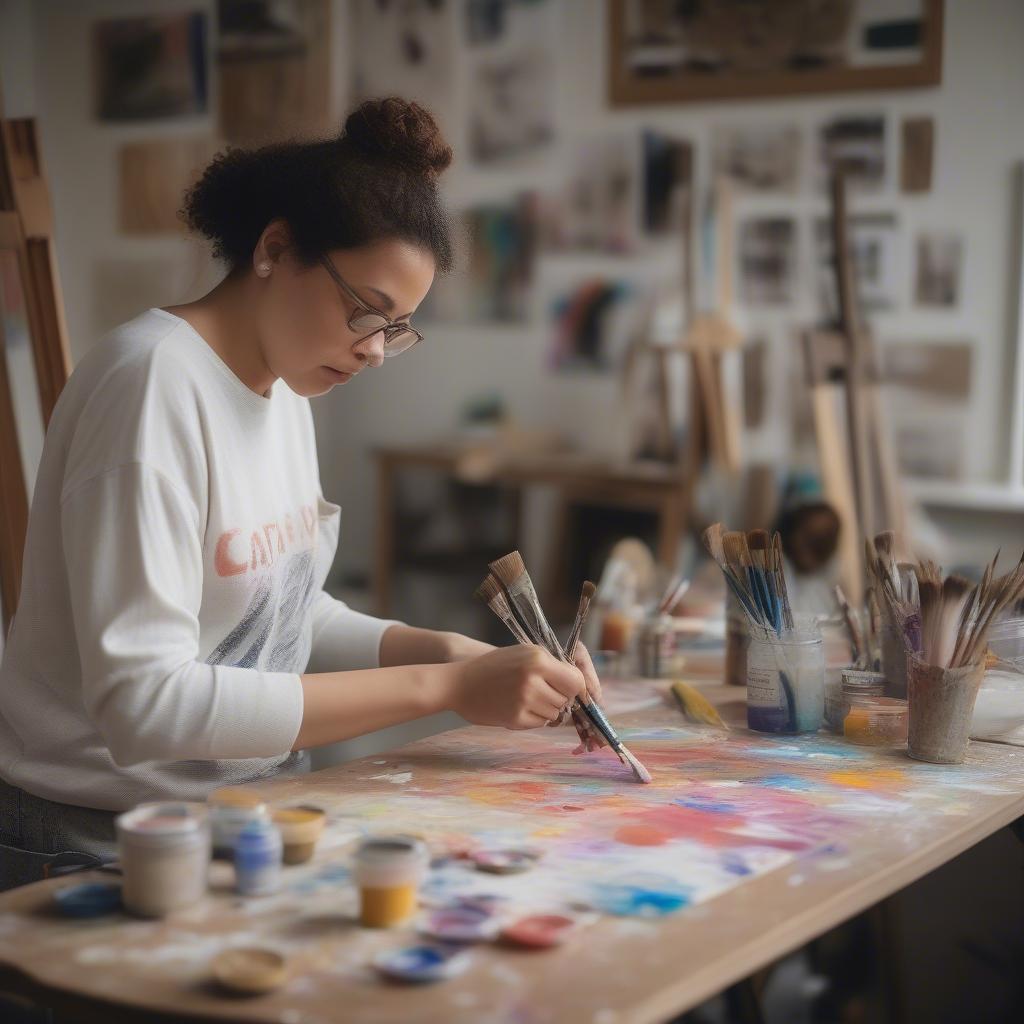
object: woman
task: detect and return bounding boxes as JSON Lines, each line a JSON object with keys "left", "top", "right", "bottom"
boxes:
{"left": 0, "top": 98, "right": 599, "bottom": 890}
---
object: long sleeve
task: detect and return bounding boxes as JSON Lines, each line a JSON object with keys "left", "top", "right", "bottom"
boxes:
{"left": 60, "top": 462, "right": 305, "bottom": 767}
{"left": 304, "top": 590, "right": 402, "bottom": 674}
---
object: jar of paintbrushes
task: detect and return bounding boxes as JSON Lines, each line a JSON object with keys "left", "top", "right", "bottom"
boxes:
{"left": 864, "top": 534, "right": 1024, "bottom": 764}
{"left": 747, "top": 627, "right": 824, "bottom": 734}
{"left": 701, "top": 523, "right": 824, "bottom": 734}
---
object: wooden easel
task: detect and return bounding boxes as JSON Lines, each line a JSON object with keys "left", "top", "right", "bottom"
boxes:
{"left": 0, "top": 90, "right": 72, "bottom": 632}
{"left": 622, "top": 176, "right": 743, "bottom": 480}
{"left": 803, "top": 171, "right": 906, "bottom": 604}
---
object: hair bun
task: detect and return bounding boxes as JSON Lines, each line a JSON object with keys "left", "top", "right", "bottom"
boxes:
{"left": 343, "top": 97, "right": 453, "bottom": 179}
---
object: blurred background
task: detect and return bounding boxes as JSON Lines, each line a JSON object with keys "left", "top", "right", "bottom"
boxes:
{"left": 1, "top": 0, "right": 1023, "bottom": 650}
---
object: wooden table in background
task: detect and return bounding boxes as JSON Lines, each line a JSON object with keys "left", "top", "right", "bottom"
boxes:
{"left": 373, "top": 444, "right": 690, "bottom": 619}
{"left": 1, "top": 682, "right": 1023, "bottom": 1024}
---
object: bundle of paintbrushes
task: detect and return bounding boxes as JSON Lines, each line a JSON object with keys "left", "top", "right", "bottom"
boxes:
{"left": 867, "top": 532, "right": 1024, "bottom": 669}
{"left": 475, "top": 551, "right": 651, "bottom": 784}
{"left": 834, "top": 584, "right": 881, "bottom": 671}
{"left": 701, "top": 524, "right": 794, "bottom": 640}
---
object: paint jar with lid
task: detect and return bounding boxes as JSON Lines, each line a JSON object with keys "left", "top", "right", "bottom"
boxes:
{"left": 639, "top": 614, "right": 680, "bottom": 678}
{"left": 352, "top": 835, "right": 429, "bottom": 928}
{"left": 843, "top": 696, "right": 909, "bottom": 747}
{"left": 826, "top": 669, "right": 887, "bottom": 733}
{"left": 116, "top": 802, "right": 210, "bottom": 918}
{"left": 234, "top": 818, "right": 283, "bottom": 896}
{"left": 746, "top": 627, "right": 824, "bottom": 734}
{"left": 207, "top": 786, "right": 268, "bottom": 858}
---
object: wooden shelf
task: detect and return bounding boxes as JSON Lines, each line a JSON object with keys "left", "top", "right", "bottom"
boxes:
{"left": 907, "top": 479, "right": 1024, "bottom": 512}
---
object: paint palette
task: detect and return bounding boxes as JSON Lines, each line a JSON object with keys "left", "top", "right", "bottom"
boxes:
{"left": 420, "top": 905, "right": 499, "bottom": 943}
{"left": 373, "top": 944, "right": 470, "bottom": 984}
{"left": 500, "top": 914, "right": 577, "bottom": 949}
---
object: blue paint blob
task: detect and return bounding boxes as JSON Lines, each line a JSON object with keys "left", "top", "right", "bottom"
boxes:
{"left": 673, "top": 796, "right": 737, "bottom": 814}
{"left": 54, "top": 882, "right": 122, "bottom": 918}
{"left": 591, "top": 876, "right": 691, "bottom": 917}
{"left": 756, "top": 773, "right": 820, "bottom": 792}
{"left": 374, "top": 944, "right": 469, "bottom": 983}
{"left": 719, "top": 852, "right": 752, "bottom": 876}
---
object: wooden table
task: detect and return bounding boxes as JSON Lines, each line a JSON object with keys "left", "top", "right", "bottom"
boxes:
{"left": 2, "top": 681, "right": 1023, "bottom": 1024}
{"left": 373, "top": 444, "right": 689, "bottom": 618}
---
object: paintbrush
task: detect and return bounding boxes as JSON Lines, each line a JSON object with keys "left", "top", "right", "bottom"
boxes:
{"left": 670, "top": 680, "right": 728, "bottom": 730}
{"left": 657, "top": 575, "right": 690, "bottom": 615}
{"left": 565, "top": 580, "right": 597, "bottom": 660}
{"left": 833, "top": 584, "right": 863, "bottom": 667}
{"left": 476, "top": 572, "right": 602, "bottom": 752}
{"left": 487, "top": 553, "right": 651, "bottom": 783}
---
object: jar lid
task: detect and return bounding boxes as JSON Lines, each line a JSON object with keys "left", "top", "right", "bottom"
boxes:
{"left": 208, "top": 787, "right": 267, "bottom": 810}
{"left": 354, "top": 834, "right": 427, "bottom": 867}
{"left": 117, "top": 802, "right": 206, "bottom": 840}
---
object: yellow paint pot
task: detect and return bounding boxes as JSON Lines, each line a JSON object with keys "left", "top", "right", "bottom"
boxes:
{"left": 352, "top": 835, "right": 429, "bottom": 928}
{"left": 271, "top": 805, "right": 326, "bottom": 865}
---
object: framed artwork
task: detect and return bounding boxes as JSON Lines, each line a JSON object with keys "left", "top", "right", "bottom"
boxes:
{"left": 608, "top": 0, "right": 943, "bottom": 107}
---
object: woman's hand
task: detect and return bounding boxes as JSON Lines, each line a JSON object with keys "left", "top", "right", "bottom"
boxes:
{"left": 445, "top": 645, "right": 588, "bottom": 731}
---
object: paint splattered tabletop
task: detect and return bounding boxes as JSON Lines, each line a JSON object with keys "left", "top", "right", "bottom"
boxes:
{"left": 2, "top": 680, "right": 1023, "bottom": 1024}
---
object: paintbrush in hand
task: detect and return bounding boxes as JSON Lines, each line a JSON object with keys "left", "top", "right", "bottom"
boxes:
{"left": 485, "top": 552, "right": 651, "bottom": 784}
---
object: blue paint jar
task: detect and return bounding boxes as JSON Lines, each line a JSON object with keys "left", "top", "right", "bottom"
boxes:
{"left": 234, "top": 818, "right": 283, "bottom": 896}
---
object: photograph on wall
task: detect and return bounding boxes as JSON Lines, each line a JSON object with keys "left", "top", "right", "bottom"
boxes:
{"left": 609, "top": 0, "right": 943, "bottom": 106}
{"left": 815, "top": 213, "right": 899, "bottom": 313}
{"left": 548, "top": 279, "right": 634, "bottom": 373}
{"left": 119, "top": 138, "right": 221, "bottom": 235}
{"left": 712, "top": 124, "right": 801, "bottom": 192}
{"left": 914, "top": 232, "right": 963, "bottom": 307}
{"left": 544, "top": 135, "right": 637, "bottom": 254}
{"left": 352, "top": 0, "right": 455, "bottom": 133}
{"left": 465, "top": 0, "right": 552, "bottom": 47}
{"left": 738, "top": 217, "right": 797, "bottom": 306}
{"left": 218, "top": 0, "right": 331, "bottom": 144}
{"left": 892, "top": 417, "right": 965, "bottom": 481}
{"left": 93, "top": 11, "right": 207, "bottom": 121}
{"left": 883, "top": 340, "right": 972, "bottom": 400}
{"left": 468, "top": 48, "right": 555, "bottom": 163}
{"left": 642, "top": 130, "right": 694, "bottom": 237}
{"left": 818, "top": 114, "right": 886, "bottom": 190}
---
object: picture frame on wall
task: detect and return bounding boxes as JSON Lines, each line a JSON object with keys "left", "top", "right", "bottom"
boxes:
{"left": 608, "top": 0, "right": 943, "bottom": 107}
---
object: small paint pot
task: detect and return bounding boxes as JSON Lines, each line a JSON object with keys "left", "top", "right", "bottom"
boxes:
{"left": 234, "top": 818, "right": 283, "bottom": 897}
{"left": 843, "top": 696, "right": 909, "bottom": 747}
{"left": 352, "top": 835, "right": 429, "bottom": 928}
{"left": 470, "top": 849, "right": 539, "bottom": 875}
{"left": 373, "top": 944, "right": 470, "bottom": 984}
{"left": 826, "top": 669, "right": 888, "bottom": 733}
{"left": 421, "top": 905, "right": 499, "bottom": 943}
{"left": 212, "top": 947, "right": 288, "bottom": 995}
{"left": 54, "top": 882, "right": 122, "bottom": 918}
{"left": 271, "top": 805, "right": 326, "bottom": 865}
{"left": 116, "top": 802, "right": 210, "bottom": 918}
{"left": 501, "top": 914, "right": 577, "bottom": 949}
{"left": 207, "top": 787, "right": 268, "bottom": 858}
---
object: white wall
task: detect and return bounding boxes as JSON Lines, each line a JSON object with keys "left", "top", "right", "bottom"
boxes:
{"left": 4, "top": 0, "right": 1024, "bottom": 591}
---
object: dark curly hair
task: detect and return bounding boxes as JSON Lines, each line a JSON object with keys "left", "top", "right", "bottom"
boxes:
{"left": 181, "top": 97, "right": 455, "bottom": 274}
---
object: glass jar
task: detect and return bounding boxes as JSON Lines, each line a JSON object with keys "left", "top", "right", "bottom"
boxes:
{"left": 746, "top": 629, "right": 824, "bottom": 734}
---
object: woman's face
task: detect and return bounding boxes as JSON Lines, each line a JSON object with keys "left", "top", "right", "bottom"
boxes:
{"left": 257, "top": 232, "right": 436, "bottom": 398}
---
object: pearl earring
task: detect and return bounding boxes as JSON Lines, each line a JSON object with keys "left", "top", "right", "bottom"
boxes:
{"left": 257, "top": 261, "right": 272, "bottom": 276}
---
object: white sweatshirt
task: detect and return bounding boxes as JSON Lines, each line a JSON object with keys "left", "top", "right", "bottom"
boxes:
{"left": 0, "top": 309, "right": 398, "bottom": 812}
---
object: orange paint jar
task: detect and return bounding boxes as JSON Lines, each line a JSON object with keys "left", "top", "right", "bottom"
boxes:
{"left": 352, "top": 836, "right": 429, "bottom": 928}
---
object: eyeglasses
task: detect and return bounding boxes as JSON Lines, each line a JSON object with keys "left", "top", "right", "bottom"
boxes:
{"left": 319, "top": 256, "right": 423, "bottom": 357}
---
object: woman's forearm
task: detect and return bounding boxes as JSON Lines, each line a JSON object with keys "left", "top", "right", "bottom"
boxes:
{"left": 379, "top": 624, "right": 494, "bottom": 667}
{"left": 293, "top": 661, "right": 457, "bottom": 750}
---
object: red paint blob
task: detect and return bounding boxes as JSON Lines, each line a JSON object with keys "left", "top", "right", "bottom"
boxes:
{"left": 501, "top": 914, "right": 575, "bottom": 948}
{"left": 614, "top": 824, "right": 670, "bottom": 846}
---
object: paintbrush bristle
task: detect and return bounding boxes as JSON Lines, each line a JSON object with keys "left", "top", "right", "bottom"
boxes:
{"left": 617, "top": 743, "right": 652, "bottom": 784}
{"left": 488, "top": 550, "right": 527, "bottom": 586}
{"left": 670, "top": 680, "right": 728, "bottom": 730}
{"left": 474, "top": 574, "right": 503, "bottom": 605}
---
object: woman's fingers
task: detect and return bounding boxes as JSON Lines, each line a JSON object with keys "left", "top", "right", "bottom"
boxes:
{"left": 572, "top": 643, "right": 602, "bottom": 703}
{"left": 536, "top": 652, "right": 588, "bottom": 702}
